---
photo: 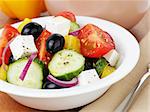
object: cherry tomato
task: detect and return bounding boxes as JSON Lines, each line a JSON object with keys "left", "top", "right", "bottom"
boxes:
{"left": 0, "top": 24, "right": 19, "bottom": 65}
{"left": 78, "top": 24, "right": 115, "bottom": 58}
{"left": 36, "top": 30, "right": 52, "bottom": 65}
{"left": 56, "top": 11, "right": 76, "bottom": 22}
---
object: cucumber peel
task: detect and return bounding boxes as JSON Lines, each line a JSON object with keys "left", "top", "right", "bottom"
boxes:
{"left": 69, "top": 22, "right": 80, "bottom": 32}
{"left": 7, "top": 58, "right": 43, "bottom": 89}
{"left": 48, "top": 49, "right": 85, "bottom": 80}
{"left": 94, "top": 57, "right": 108, "bottom": 75}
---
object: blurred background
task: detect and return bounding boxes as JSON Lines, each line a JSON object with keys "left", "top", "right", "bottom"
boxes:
{"left": 0, "top": 0, "right": 149, "bottom": 29}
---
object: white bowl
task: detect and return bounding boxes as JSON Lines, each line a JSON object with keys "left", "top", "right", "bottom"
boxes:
{"left": 0, "top": 16, "right": 140, "bottom": 111}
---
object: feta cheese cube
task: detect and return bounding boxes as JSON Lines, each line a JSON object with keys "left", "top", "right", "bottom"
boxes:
{"left": 46, "top": 16, "right": 71, "bottom": 36}
{"left": 103, "top": 49, "right": 119, "bottom": 66}
{"left": 78, "top": 69, "right": 100, "bottom": 86}
{"left": 10, "top": 35, "right": 38, "bottom": 60}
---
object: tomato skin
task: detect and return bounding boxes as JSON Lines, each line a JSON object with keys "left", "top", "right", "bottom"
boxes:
{"left": 78, "top": 24, "right": 115, "bottom": 58}
{"left": 36, "top": 30, "right": 52, "bottom": 65}
{"left": 4, "top": 47, "right": 12, "bottom": 65}
{"left": 1, "top": 24, "right": 19, "bottom": 40}
{"left": 56, "top": 11, "right": 76, "bottom": 22}
{"left": 0, "top": 24, "right": 19, "bottom": 65}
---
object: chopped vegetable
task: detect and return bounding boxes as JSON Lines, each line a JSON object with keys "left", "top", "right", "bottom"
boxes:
{"left": 47, "top": 74, "right": 78, "bottom": 88}
{"left": 64, "top": 35, "right": 80, "bottom": 53}
{"left": 0, "top": 24, "right": 19, "bottom": 65}
{"left": 94, "top": 57, "right": 108, "bottom": 75}
{"left": 2, "top": 38, "right": 15, "bottom": 65}
{"left": 101, "top": 65, "right": 115, "bottom": 78}
{"left": 35, "top": 30, "right": 52, "bottom": 65}
{"left": 78, "top": 24, "right": 115, "bottom": 58}
{"left": 18, "top": 18, "right": 32, "bottom": 33}
{"left": 56, "top": 11, "right": 76, "bottom": 22}
{"left": 0, "top": 64, "right": 8, "bottom": 81}
{"left": 69, "top": 30, "right": 80, "bottom": 36}
{"left": 7, "top": 58, "right": 43, "bottom": 89}
{"left": 48, "top": 49, "right": 85, "bottom": 80}
{"left": 43, "top": 80, "right": 62, "bottom": 89}
{"left": 0, "top": 0, "right": 45, "bottom": 20}
{"left": 19, "top": 53, "right": 37, "bottom": 81}
{"left": 33, "top": 58, "right": 45, "bottom": 70}
{"left": 69, "top": 22, "right": 80, "bottom": 32}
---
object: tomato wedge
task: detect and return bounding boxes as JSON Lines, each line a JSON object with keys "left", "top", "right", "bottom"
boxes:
{"left": 78, "top": 24, "right": 115, "bottom": 58}
{"left": 36, "top": 30, "right": 52, "bottom": 65}
{"left": 0, "top": 24, "right": 19, "bottom": 65}
{"left": 56, "top": 11, "right": 76, "bottom": 22}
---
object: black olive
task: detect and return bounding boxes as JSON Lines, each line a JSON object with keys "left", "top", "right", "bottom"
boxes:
{"left": 21, "top": 22, "right": 43, "bottom": 40}
{"left": 46, "top": 34, "right": 65, "bottom": 54}
{"left": 43, "top": 81, "right": 62, "bottom": 89}
{"left": 43, "top": 67, "right": 49, "bottom": 77}
{"left": 9, "top": 55, "right": 15, "bottom": 64}
{"left": 84, "top": 58, "right": 97, "bottom": 70}
{"left": 42, "top": 67, "right": 50, "bottom": 82}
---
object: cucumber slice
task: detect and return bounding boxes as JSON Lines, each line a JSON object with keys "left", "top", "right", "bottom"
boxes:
{"left": 69, "top": 22, "right": 80, "bottom": 32}
{"left": 48, "top": 49, "right": 85, "bottom": 80}
{"left": 34, "top": 58, "right": 44, "bottom": 70}
{"left": 7, "top": 59, "right": 43, "bottom": 89}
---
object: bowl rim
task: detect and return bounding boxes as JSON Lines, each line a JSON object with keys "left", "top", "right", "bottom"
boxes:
{"left": 0, "top": 16, "right": 140, "bottom": 98}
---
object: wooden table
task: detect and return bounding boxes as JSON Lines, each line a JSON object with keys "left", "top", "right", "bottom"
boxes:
{"left": 0, "top": 92, "right": 43, "bottom": 112}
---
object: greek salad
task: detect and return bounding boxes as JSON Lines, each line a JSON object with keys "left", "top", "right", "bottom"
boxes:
{"left": 0, "top": 11, "right": 120, "bottom": 89}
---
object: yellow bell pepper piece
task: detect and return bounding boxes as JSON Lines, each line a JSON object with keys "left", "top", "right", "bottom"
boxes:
{"left": 0, "top": 0, "right": 45, "bottom": 20}
{"left": 101, "top": 65, "right": 115, "bottom": 78}
{"left": 64, "top": 35, "right": 80, "bottom": 53}
{"left": 41, "top": 0, "right": 46, "bottom": 12}
{"left": 0, "top": 0, "right": 16, "bottom": 18}
{"left": 0, "top": 64, "right": 8, "bottom": 81}
{"left": 18, "top": 18, "right": 32, "bottom": 33}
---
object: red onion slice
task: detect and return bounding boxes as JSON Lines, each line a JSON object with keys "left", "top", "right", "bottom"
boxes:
{"left": 47, "top": 75, "right": 78, "bottom": 88}
{"left": 69, "top": 30, "right": 80, "bottom": 36}
{"left": 19, "top": 53, "right": 37, "bottom": 81}
{"left": 2, "top": 38, "right": 15, "bottom": 71}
